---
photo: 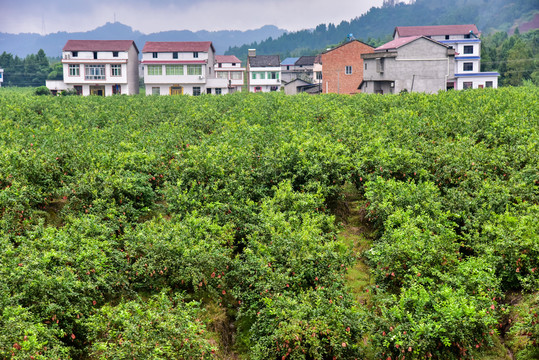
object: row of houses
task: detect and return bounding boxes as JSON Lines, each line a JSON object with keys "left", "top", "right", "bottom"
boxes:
{"left": 46, "top": 24, "right": 499, "bottom": 96}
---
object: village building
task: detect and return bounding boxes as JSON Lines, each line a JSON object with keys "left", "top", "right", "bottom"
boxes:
{"left": 247, "top": 49, "right": 281, "bottom": 93}
{"left": 0, "top": 68, "right": 4, "bottom": 87}
{"left": 53, "top": 40, "right": 139, "bottom": 96}
{"left": 141, "top": 41, "right": 228, "bottom": 95}
{"left": 393, "top": 25, "right": 499, "bottom": 89}
{"left": 360, "top": 36, "right": 455, "bottom": 94}
{"left": 215, "top": 55, "right": 245, "bottom": 93}
{"left": 321, "top": 40, "right": 374, "bottom": 94}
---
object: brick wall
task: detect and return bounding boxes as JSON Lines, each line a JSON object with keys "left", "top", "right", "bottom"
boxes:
{"left": 321, "top": 40, "right": 374, "bottom": 94}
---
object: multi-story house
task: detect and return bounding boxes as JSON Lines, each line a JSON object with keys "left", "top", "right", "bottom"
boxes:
{"left": 59, "top": 40, "right": 139, "bottom": 96}
{"left": 321, "top": 40, "right": 374, "bottom": 94}
{"left": 215, "top": 55, "right": 245, "bottom": 93}
{"left": 360, "top": 36, "right": 456, "bottom": 94}
{"left": 281, "top": 56, "right": 316, "bottom": 83}
{"left": 142, "top": 41, "right": 228, "bottom": 95}
{"left": 280, "top": 57, "right": 299, "bottom": 83}
{"left": 394, "top": 25, "right": 499, "bottom": 89}
{"left": 247, "top": 49, "right": 281, "bottom": 93}
{"left": 313, "top": 55, "right": 323, "bottom": 89}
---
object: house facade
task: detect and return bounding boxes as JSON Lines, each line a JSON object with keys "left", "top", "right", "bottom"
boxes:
{"left": 281, "top": 56, "right": 316, "bottom": 83}
{"left": 394, "top": 25, "right": 499, "bottom": 89}
{"left": 0, "top": 68, "right": 3, "bottom": 87}
{"left": 247, "top": 50, "right": 281, "bottom": 93}
{"left": 59, "top": 40, "right": 139, "bottom": 96}
{"left": 360, "top": 36, "right": 455, "bottom": 94}
{"left": 215, "top": 55, "right": 244, "bottom": 93}
{"left": 142, "top": 41, "right": 228, "bottom": 95}
{"left": 321, "top": 40, "right": 374, "bottom": 94}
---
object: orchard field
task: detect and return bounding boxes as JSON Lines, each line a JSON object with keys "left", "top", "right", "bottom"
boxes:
{"left": 0, "top": 87, "right": 537, "bottom": 360}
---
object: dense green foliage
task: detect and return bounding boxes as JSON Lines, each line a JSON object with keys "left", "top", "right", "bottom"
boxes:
{"left": 0, "top": 87, "right": 537, "bottom": 359}
{"left": 0, "top": 50, "right": 55, "bottom": 87}
{"left": 226, "top": 0, "right": 537, "bottom": 61}
{"left": 482, "top": 29, "right": 539, "bottom": 86}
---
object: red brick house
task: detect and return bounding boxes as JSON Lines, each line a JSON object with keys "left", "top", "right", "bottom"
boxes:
{"left": 321, "top": 40, "right": 374, "bottom": 94}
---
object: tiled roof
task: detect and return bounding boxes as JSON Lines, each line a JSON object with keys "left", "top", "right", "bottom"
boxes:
{"left": 394, "top": 24, "right": 479, "bottom": 37}
{"left": 314, "top": 54, "right": 322, "bottom": 64}
{"left": 63, "top": 40, "right": 137, "bottom": 52}
{"left": 281, "top": 57, "right": 299, "bottom": 66}
{"left": 216, "top": 55, "right": 241, "bottom": 63}
{"left": 376, "top": 36, "right": 451, "bottom": 52}
{"left": 295, "top": 56, "right": 316, "bottom": 66}
{"left": 142, "top": 41, "right": 214, "bottom": 53}
{"left": 249, "top": 55, "right": 280, "bottom": 67}
{"left": 322, "top": 39, "right": 374, "bottom": 54}
{"left": 375, "top": 36, "right": 422, "bottom": 51}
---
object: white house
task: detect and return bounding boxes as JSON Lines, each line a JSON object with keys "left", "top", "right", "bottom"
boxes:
{"left": 141, "top": 41, "right": 229, "bottom": 95}
{"left": 0, "top": 68, "right": 4, "bottom": 87}
{"left": 215, "top": 55, "right": 245, "bottom": 93}
{"left": 58, "top": 40, "right": 139, "bottom": 96}
{"left": 247, "top": 49, "right": 281, "bottom": 93}
{"left": 394, "top": 25, "right": 499, "bottom": 90}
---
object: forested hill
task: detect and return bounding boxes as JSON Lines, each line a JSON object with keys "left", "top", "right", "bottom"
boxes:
{"left": 225, "top": 0, "right": 538, "bottom": 60}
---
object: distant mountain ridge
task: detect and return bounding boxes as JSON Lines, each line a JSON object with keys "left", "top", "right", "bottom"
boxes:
{"left": 0, "top": 22, "right": 287, "bottom": 57}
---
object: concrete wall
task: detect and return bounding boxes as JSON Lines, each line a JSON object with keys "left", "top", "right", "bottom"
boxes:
{"left": 362, "top": 38, "right": 455, "bottom": 94}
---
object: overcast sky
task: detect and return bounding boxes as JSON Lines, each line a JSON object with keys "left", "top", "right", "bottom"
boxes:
{"left": 1, "top": 0, "right": 389, "bottom": 35}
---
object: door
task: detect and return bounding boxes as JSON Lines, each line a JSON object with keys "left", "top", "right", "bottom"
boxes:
{"left": 170, "top": 85, "right": 183, "bottom": 95}
{"left": 90, "top": 86, "right": 105, "bottom": 96}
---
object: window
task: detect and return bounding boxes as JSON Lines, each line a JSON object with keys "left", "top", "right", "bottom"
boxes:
{"left": 93, "top": 52, "right": 98, "bottom": 60}
{"left": 85, "top": 64, "right": 105, "bottom": 80}
{"left": 316, "top": 72, "right": 322, "bottom": 80}
{"left": 377, "top": 58, "right": 384, "bottom": 73}
{"left": 74, "top": 86, "right": 82, "bottom": 95}
{"left": 464, "top": 34, "right": 471, "bottom": 39}
{"left": 463, "top": 45, "right": 474, "bottom": 54}
{"left": 69, "top": 64, "right": 80, "bottom": 76}
{"left": 254, "top": 86, "right": 262, "bottom": 92}
{"left": 345, "top": 66, "right": 352, "bottom": 75}
{"left": 232, "top": 63, "right": 236, "bottom": 66}
{"left": 218, "top": 63, "right": 222, "bottom": 68}
{"left": 463, "top": 62, "right": 473, "bottom": 71}
{"left": 270, "top": 86, "right": 279, "bottom": 92}
{"left": 463, "top": 81, "right": 473, "bottom": 89}
{"left": 486, "top": 81, "right": 493, "bottom": 88}
{"left": 166, "top": 65, "right": 184, "bottom": 75}
{"left": 217, "top": 71, "right": 228, "bottom": 79}
{"left": 152, "top": 87, "right": 160, "bottom": 95}
{"left": 252, "top": 71, "right": 265, "bottom": 80}
{"left": 172, "top": 52, "right": 178, "bottom": 59}
{"left": 193, "top": 86, "right": 201, "bottom": 96}
{"left": 268, "top": 71, "right": 279, "bottom": 80}
{"left": 113, "top": 51, "right": 119, "bottom": 57}
{"left": 231, "top": 72, "right": 242, "bottom": 80}
{"left": 215, "top": 88, "right": 222, "bottom": 95}
{"left": 72, "top": 51, "right": 78, "bottom": 57}
{"left": 193, "top": 52, "right": 199, "bottom": 58}
{"left": 147, "top": 65, "right": 162, "bottom": 76}
{"left": 365, "top": 63, "right": 368, "bottom": 70}
{"left": 445, "top": 35, "right": 450, "bottom": 40}
{"left": 152, "top": 52, "right": 158, "bottom": 58}
{"left": 187, "top": 65, "right": 202, "bottom": 75}
{"left": 111, "top": 64, "right": 122, "bottom": 76}
{"left": 112, "top": 84, "right": 121, "bottom": 94}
